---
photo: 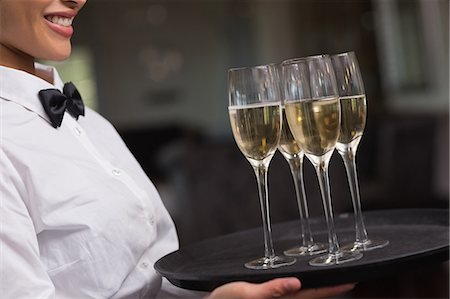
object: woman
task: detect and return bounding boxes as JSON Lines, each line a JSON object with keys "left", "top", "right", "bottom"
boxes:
{"left": 0, "top": 0, "right": 355, "bottom": 297}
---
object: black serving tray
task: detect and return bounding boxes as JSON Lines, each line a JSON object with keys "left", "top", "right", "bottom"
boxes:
{"left": 155, "top": 209, "right": 449, "bottom": 291}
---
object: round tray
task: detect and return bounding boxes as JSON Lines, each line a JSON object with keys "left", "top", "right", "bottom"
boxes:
{"left": 155, "top": 209, "right": 449, "bottom": 291}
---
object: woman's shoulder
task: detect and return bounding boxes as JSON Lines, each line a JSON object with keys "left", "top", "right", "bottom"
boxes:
{"left": 81, "top": 107, "right": 124, "bottom": 141}
{"left": 83, "top": 107, "right": 117, "bottom": 131}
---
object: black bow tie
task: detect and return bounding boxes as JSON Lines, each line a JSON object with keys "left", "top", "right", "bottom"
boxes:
{"left": 38, "top": 82, "right": 85, "bottom": 128}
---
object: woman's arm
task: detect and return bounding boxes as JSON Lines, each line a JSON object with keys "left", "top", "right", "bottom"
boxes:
{"left": 0, "top": 148, "right": 55, "bottom": 298}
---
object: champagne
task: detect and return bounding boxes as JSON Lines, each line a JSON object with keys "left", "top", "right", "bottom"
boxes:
{"left": 229, "top": 103, "right": 281, "bottom": 162}
{"left": 278, "top": 106, "right": 303, "bottom": 160}
{"left": 337, "top": 95, "right": 367, "bottom": 144}
{"left": 285, "top": 97, "right": 340, "bottom": 157}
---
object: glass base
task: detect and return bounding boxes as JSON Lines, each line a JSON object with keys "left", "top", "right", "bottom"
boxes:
{"left": 284, "top": 243, "right": 327, "bottom": 256}
{"left": 341, "top": 238, "right": 389, "bottom": 252}
{"left": 244, "top": 255, "right": 296, "bottom": 270}
{"left": 309, "top": 251, "right": 363, "bottom": 267}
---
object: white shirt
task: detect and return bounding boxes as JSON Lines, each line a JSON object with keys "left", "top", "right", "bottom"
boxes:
{"left": 0, "top": 64, "right": 203, "bottom": 298}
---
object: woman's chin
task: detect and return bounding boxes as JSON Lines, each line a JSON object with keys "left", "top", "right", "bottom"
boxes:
{"left": 38, "top": 45, "right": 72, "bottom": 62}
{"left": 50, "top": 50, "right": 71, "bottom": 62}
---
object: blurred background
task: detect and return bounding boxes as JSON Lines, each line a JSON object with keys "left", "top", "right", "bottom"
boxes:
{"left": 47, "top": 0, "right": 448, "bottom": 297}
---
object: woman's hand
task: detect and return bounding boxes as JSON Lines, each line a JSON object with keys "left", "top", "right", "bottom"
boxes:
{"left": 206, "top": 277, "right": 355, "bottom": 299}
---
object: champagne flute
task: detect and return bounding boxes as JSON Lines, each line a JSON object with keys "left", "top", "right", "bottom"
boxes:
{"left": 279, "top": 105, "right": 328, "bottom": 256}
{"left": 282, "top": 55, "right": 363, "bottom": 266}
{"left": 228, "top": 64, "right": 296, "bottom": 269}
{"left": 268, "top": 63, "right": 327, "bottom": 256}
{"left": 331, "top": 51, "right": 389, "bottom": 251}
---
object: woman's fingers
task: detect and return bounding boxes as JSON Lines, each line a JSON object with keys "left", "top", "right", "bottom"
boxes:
{"left": 207, "top": 278, "right": 356, "bottom": 299}
{"left": 207, "top": 277, "right": 302, "bottom": 299}
{"left": 251, "top": 277, "right": 302, "bottom": 298}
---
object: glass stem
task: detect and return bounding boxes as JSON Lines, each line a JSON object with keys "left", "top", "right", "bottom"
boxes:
{"left": 340, "top": 149, "right": 369, "bottom": 244}
{"left": 253, "top": 165, "right": 275, "bottom": 260}
{"left": 314, "top": 160, "right": 340, "bottom": 255}
{"left": 288, "top": 157, "right": 314, "bottom": 247}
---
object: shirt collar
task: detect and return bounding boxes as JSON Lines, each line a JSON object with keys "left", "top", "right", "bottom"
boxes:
{"left": 0, "top": 63, "right": 64, "bottom": 125}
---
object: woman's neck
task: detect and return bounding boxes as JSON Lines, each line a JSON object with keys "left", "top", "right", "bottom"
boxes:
{"left": 0, "top": 44, "right": 54, "bottom": 84}
{"left": 0, "top": 43, "right": 36, "bottom": 76}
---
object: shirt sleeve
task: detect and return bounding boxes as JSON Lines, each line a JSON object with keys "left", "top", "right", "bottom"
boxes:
{"left": 0, "top": 148, "right": 55, "bottom": 298}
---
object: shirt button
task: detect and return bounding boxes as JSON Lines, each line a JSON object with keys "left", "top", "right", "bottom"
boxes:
{"left": 74, "top": 127, "right": 82, "bottom": 135}
{"left": 140, "top": 262, "right": 149, "bottom": 269}
{"left": 112, "top": 169, "right": 121, "bottom": 176}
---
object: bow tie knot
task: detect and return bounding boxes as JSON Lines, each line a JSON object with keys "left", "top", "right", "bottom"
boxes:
{"left": 39, "top": 82, "right": 85, "bottom": 128}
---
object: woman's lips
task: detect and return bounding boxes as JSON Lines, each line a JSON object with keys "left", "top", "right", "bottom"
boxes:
{"left": 44, "top": 14, "right": 75, "bottom": 38}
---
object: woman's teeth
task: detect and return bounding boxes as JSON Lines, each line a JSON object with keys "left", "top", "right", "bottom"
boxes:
{"left": 45, "top": 16, "right": 73, "bottom": 27}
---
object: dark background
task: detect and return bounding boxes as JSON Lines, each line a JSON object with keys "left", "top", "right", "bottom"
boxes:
{"left": 55, "top": 0, "right": 449, "bottom": 297}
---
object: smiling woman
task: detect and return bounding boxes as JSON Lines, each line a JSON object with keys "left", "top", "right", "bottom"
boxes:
{"left": 0, "top": 0, "right": 357, "bottom": 298}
